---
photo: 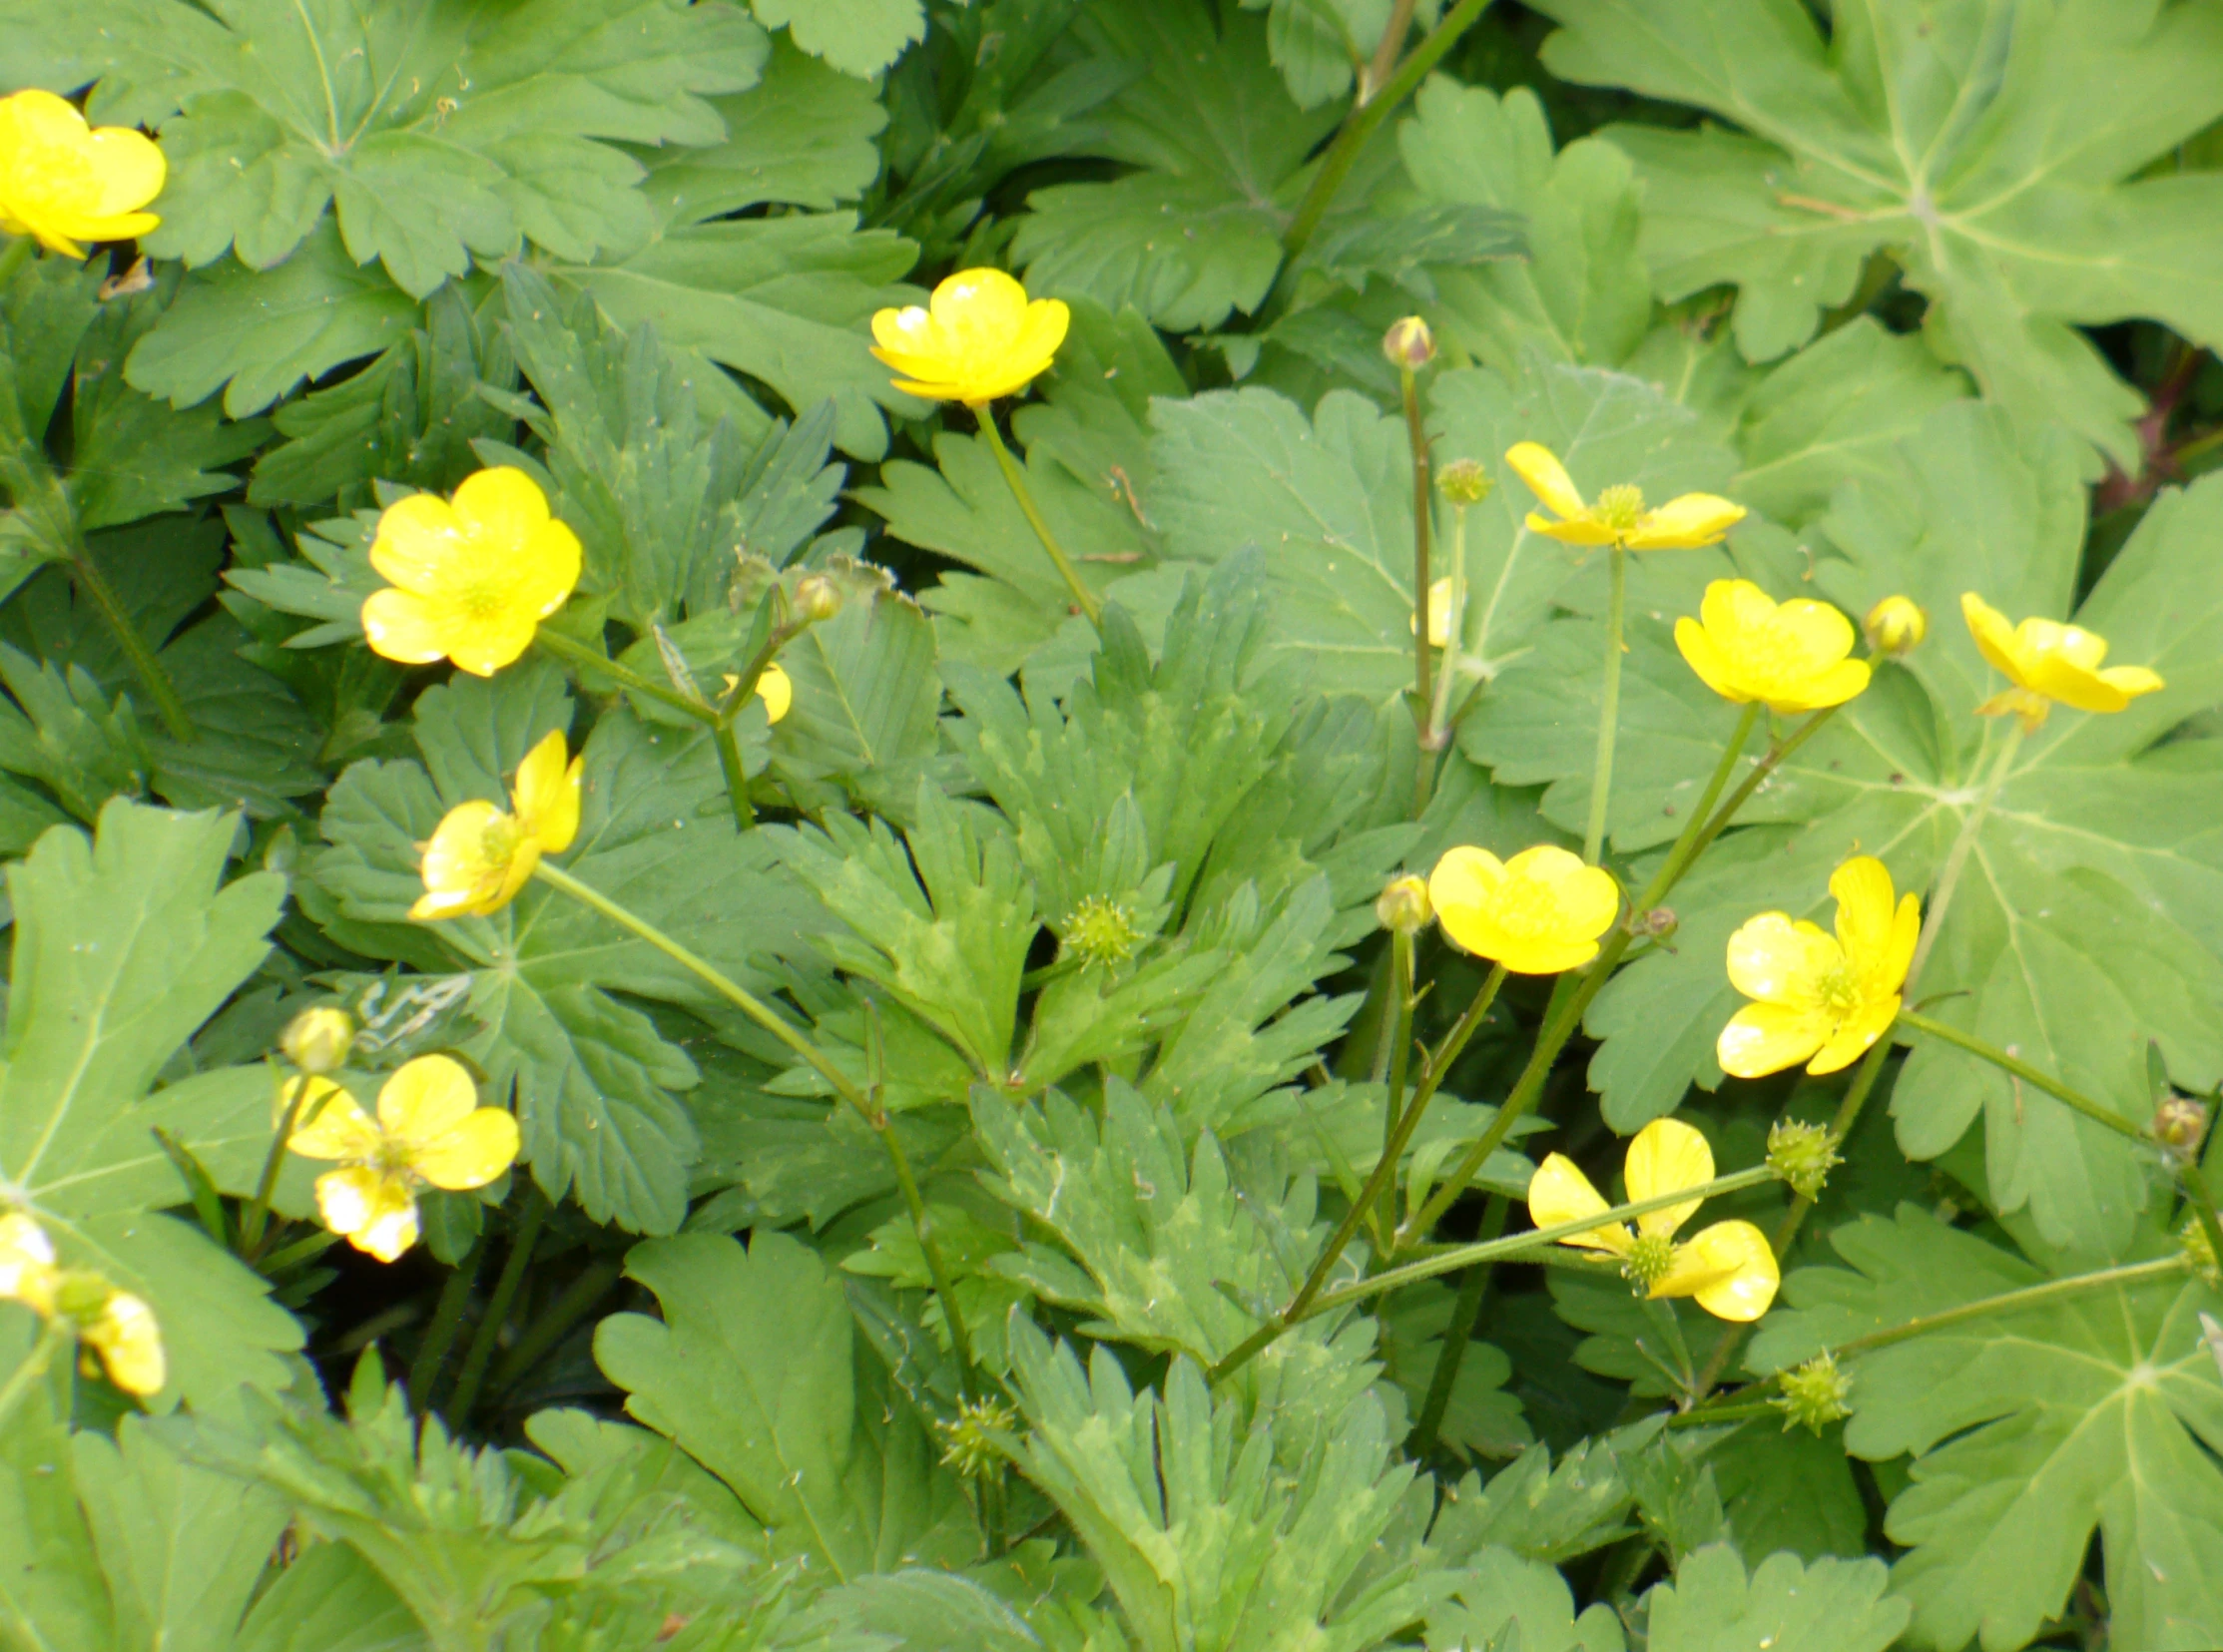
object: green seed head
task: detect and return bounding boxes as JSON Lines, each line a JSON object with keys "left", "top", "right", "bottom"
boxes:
{"left": 1064, "top": 894, "right": 1142, "bottom": 968}
{"left": 1767, "top": 1119, "right": 1844, "bottom": 1201}
{"left": 1772, "top": 1353, "right": 1853, "bottom": 1434}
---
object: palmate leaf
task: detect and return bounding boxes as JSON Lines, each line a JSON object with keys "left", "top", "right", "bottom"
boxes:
{"left": 752, "top": 0, "right": 924, "bottom": 79}
{"left": 0, "top": 801, "right": 303, "bottom": 1411}
{"left": 1640, "top": 1543, "right": 1909, "bottom": 1652}
{"left": 1529, "top": 0, "right": 2223, "bottom": 470}
{"left": 1421, "top": 1546, "right": 1626, "bottom": 1652}
{"left": 1749, "top": 1206, "right": 2223, "bottom": 1651}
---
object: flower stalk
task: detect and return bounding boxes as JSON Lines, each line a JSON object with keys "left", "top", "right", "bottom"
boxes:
{"left": 445, "top": 1186, "right": 548, "bottom": 1424}
{"left": 977, "top": 410, "right": 1100, "bottom": 628}
{"left": 1584, "top": 545, "right": 1627, "bottom": 865}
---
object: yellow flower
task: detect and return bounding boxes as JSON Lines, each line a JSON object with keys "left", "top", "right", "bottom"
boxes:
{"left": 723, "top": 662, "right": 793, "bottom": 724}
{"left": 361, "top": 468, "right": 582, "bottom": 678}
{"left": 1960, "top": 593, "right": 2163, "bottom": 731}
{"left": 412, "top": 729, "right": 583, "bottom": 920}
{"left": 0, "top": 90, "right": 164, "bottom": 260}
{"left": 1674, "top": 580, "right": 1871, "bottom": 715}
{"left": 870, "top": 269, "right": 1069, "bottom": 406}
{"left": 1864, "top": 595, "right": 1926, "bottom": 658}
{"left": 1528, "top": 1118, "right": 1779, "bottom": 1322}
{"left": 1505, "top": 442, "right": 1745, "bottom": 550}
{"left": 0, "top": 1212, "right": 166, "bottom": 1395}
{"left": 286, "top": 1055, "right": 521, "bottom": 1264}
{"left": 1719, "top": 855, "right": 1919, "bottom": 1079}
{"left": 1413, "top": 576, "right": 1454, "bottom": 649}
{"left": 1428, "top": 843, "right": 1620, "bottom": 975}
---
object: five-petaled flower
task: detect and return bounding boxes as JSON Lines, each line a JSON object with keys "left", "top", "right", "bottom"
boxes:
{"left": 1528, "top": 1117, "right": 1779, "bottom": 1322}
{"left": 286, "top": 1056, "right": 521, "bottom": 1264}
{"left": 1675, "top": 579, "right": 1872, "bottom": 715}
{"left": 1960, "top": 593, "right": 2162, "bottom": 731}
{"left": 1719, "top": 855, "right": 1919, "bottom": 1079}
{"left": 412, "top": 729, "right": 582, "bottom": 920}
{"left": 0, "top": 1210, "right": 166, "bottom": 1395}
{"left": 1505, "top": 442, "right": 1745, "bottom": 551}
{"left": 1429, "top": 843, "right": 1620, "bottom": 975}
{"left": 0, "top": 90, "right": 164, "bottom": 259}
{"left": 870, "top": 269, "right": 1069, "bottom": 406}
{"left": 361, "top": 468, "right": 582, "bottom": 678}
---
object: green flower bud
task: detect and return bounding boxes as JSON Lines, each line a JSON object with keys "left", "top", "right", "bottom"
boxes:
{"left": 2152, "top": 1093, "right": 2211, "bottom": 1162}
{"left": 795, "top": 574, "right": 842, "bottom": 625}
{"left": 279, "top": 1007, "right": 355, "bottom": 1076}
{"left": 1864, "top": 595, "right": 1927, "bottom": 658}
{"left": 1771, "top": 1353, "right": 1852, "bottom": 1434}
{"left": 1438, "top": 458, "right": 1492, "bottom": 505}
{"left": 1376, "top": 874, "right": 1432, "bottom": 935}
{"left": 1383, "top": 315, "right": 1435, "bottom": 370}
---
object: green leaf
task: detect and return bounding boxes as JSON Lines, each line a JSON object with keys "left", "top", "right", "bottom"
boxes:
{"left": 1531, "top": 0, "right": 2223, "bottom": 467}
{"left": 1641, "top": 1543, "right": 1909, "bottom": 1652}
{"left": 1241, "top": 0, "right": 1385, "bottom": 110}
{"left": 0, "top": 1353, "right": 110, "bottom": 1652}
{"left": 0, "top": 799, "right": 303, "bottom": 1410}
{"left": 1422, "top": 1545, "right": 1627, "bottom": 1652}
{"left": 1704, "top": 1419, "right": 1868, "bottom": 1564}
{"left": 72, "top": 1415, "right": 291, "bottom": 1652}
{"left": 594, "top": 1230, "right": 977, "bottom": 1582}
{"left": 231, "top": 1541, "right": 426, "bottom": 1652}
{"left": 1429, "top": 1435, "right": 1640, "bottom": 1566}
{"left": 1749, "top": 1206, "right": 2223, "bottom": 1652}
{"left": 768, "top": 581, "right": 943, "bottom": 818}
{"left": 754, "top": 0, "right": 923, "bottom": 79}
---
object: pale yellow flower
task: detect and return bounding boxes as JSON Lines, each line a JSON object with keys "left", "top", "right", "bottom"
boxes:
{"left": 1961, "top": 593, "right": 2163, "bottom": 731}
{"left": 79, "top": 1291, "right": 165, "bottom": 1396}
{"left": 362, "top": 468, "right": 582, "bottom": 678}
{"left": 1719, "top": 856, "right": 1918, "bottom": 1079}
{"left": 0, "top": 1211, "right": 165, "bottom": 1395}
{"left": 0, "top": 90, "right": 164, "bottom": 259}
{"left": 287, "top": 1056, "right": 520, "bottom": 1264}
{"left": 1527, "top": 1118, "right": 1779, "bottom": 1323}
{"left": 412, "top": 729, "right": 583, "bottom": 920}
{"left": 1505, "top": 442, "right": 1745, "bottom": 550}
{"left": 1428, "top": 843, "right": 1619, "bottom": 975}
{"left": 1864, "top": 595, "right": 1926, "bottom": 657}
{"left": 870, "top": 269, "right": 1068, "bottom": 406}
{"left": 1675, "top": 580, "right": 1871, "bottom": 715}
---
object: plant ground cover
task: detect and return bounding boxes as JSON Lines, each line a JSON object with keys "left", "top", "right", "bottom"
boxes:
{"left": 3, "top": 2, "right": 2223, "bottom": 1649}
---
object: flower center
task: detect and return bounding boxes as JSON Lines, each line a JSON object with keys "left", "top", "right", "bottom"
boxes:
{"left": 455, "top": 573, "right": 515, "bottom": 621}
{"left": 1812, "top": 960, "right": 1861, "bottom": 1019}
{"left": 1590, "top": 484, "right": 1646, "bottom": 532}
{"left": 1622, "top": 1232, "right": 1677, "bottom": 1289}
{"left": 477, "top": 813, "right": 526, "bottom": 872}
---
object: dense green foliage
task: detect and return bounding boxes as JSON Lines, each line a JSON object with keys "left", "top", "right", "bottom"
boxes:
{"left": 3, "top": 2, "right": 2223, "bottom": 1649}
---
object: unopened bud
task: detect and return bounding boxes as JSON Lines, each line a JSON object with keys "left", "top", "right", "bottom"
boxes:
{"left": 279, "top": 1007, "right": 354, "bottom": 1076}
{"left": 1767, "top": 1119, "right": 1843, "bottom": 1200}
{"left": 794, "top": 575, "right": 841, "bottom": 625}
{"left": 2153, "top": 1093, "right": 2211, "bottom": 1161}
{"left": 1633, "top": 905, "right": 1677, "bottom": 942}
{"left": 1438, "top": 458, "right": 1492, "bottom": 506}
{"left": 1771, "top": 1353, "right": 1852, "bottom": 1434}
{"left": 1864, "top": 595, "right": 1926, "bottom": 658}
{"left": 1383, "top": 315, "right": 1435, "bottom": 371}
{"left": 1376, "top": 874, "right": 1432, "bottom": 935}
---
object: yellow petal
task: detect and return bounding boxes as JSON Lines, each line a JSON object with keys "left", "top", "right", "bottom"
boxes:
{"left": 1767, "top": 656, "right": 1870, "bottom": 713}
{"left": 1725, "top": 912, "right": 1843, "bottom": 1006}
{"left": 377, "top": 1054, "right": 481, "bottom": 1147}
{"left": 2097, "top": 665, "right": 2164, "bottom": 701}
{"left": 1624, "top": 1117, "right": 1714, "bottom": 1238}
{"left": 512, "top": 730, "right": 582, "bottom": 851}
{"left": 1718, "top": 1001, "right": 1834, "bottom": 1079}
{"left": 84, "top": 1291, "right": 165, "bottom": 1396}
{"left": 316, "top": 1166, "right": 400, "bottom": 1244}
{"left": 83, "top": 127, "right": 166, "bottom": 217}
{"left": 1504, "top": 442, "right": 1586, "bottom": 519}
{"left": 1655, "top": 1221, "right": 1779, "bottom": 1321}
{"left": 360, "top": 587, "right": 458, "bottom": 666}
{"left": 286, "top": 1086, "right": 381, "bottom": 1161}
{"left": 758, "top": 661, "right": 794, "bottom": 725}
{"left": 369, "top": 493, "right": 466, "bottom": 592}
{"left": 931, "top": 267, "right": 1029, "bottom": 341}
{"left": 871, "top": 303, "right": 935, "bottom": 352}
{"left": 412, "top": 1108, "right": 520, "bottom": 1191}
{"left": 1526, "top": 511, "right": 1618, "bottom": 547}
{"left": 1526, "top": 1153, "right": 1629, "bottom": 1255}
{"left": 450, "top": 466, "right": 551, "bottom": 546}
{"left": 417, "top": 800, "right": 520, "bottom": 916}
{"left": 1512, "top": 843, "right": 1621, "bottom": 936}
{"left": 515, "top": 518, "right": 584, "bottom": 621}
{"left": 1674, "top": 614, "right": 1746, "bottom": 704}
{"left": 1960, "top": 593, "right": 2026, "bottom": 687}
{"left": 1428, "top": 844, "right": 1506, "bottom": 950}
{"left": 1810, "top": 991, "right": 1899, "bottom": 1075}
{"left": 442, "top": 610, "right": 543, "bottom": 678}
{"left": 0, "top": 1211, "right": 57, "bottom": 1301}
{"left": 1828, "top": 856, "right": 1897, "bottom": 968}
{"left": 1624, "top": 493, "right": 1746, "bottom": 550}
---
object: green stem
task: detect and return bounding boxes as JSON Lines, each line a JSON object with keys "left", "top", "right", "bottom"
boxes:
{"left": 713, "top": 715, "right": 756, "bottom": 829}
{"left": 68, "top": 543, "right": 196, "bottom": 742}
{"left": 1374, "top": 929, "right": 1418, "bottom": 1248}
{"left": 242, "top": 1070, "right": 314, "bottom": 1259}
{"left": 260, "top": 1230, "right": 340, "bottom": 1274}
{"left": 1402, "top": 364, "right": 1434, "bottom": 813}
{"left": 0, "top": 1318, "right": 70, "bottom": 1435}
{"left": 1275, "top": 0, "right": 1495, "bottom": 279}
{"left": 1583, "top": 545, "right": 1627, "bottom": 865}
{"left": 1406, "top": 1195, "right": 1504, "bottom": 1455}
{"left": 1426, "top": 503, "right": 1468, "bottom": 750}
{"left": 1906, "top": 722, "right": 2021, "bottom": 989}
{"left": 1833, "top": 1255, "right": 2190, "bottom": 1361}
{"left": 1898, "top": 1009, "right": 2149, "bottom": 1146}
{"left": 977, "top": 410, "right": 1099, "bottom": 627}
{"left": 528, "top": 859, "right": 986, "bottom": 1402}
{"left": 535, "top": 627, "right": 715, "bottom": 725}
{"left": 1661, "top": 704, "right": 1834, "bottom": 891}
{"left": 2178, "top": 1161, "right": 2223, "bottom": 1288}
{"left": 446, "top": 1188, "right": 548, "bottom": 1424}
{"left": 1360, "top": 0, "right": 1419, "bottom": 98}
{"left": 1213, "top": 1164, "right": 1779, "bottom": 1379}
{"left": 408, "top": 1237, "right": 485, "bottom": 1415}
{"left": 487, "top": 1257, "right": 621, "bottom": 1400}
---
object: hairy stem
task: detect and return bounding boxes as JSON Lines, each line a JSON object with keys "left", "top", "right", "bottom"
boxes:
{"left": 977, "top": 410, "right": 1100, "bottom": 627}
{"left": 1583, "top": 545, "right": 1627, "bottom": 865}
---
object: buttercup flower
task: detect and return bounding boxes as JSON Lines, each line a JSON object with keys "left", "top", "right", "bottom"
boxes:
{"left": 412, "top": 729, "right": 583, "bottom": 920}
{"left": 286, "top": 1055, "right": 521, "bottom": 1263}
{"left": 724, "top": 662, "right": 793, "bottom": 724}
{"left": 0, "top": 1211, "right": 166, "bottom": 1395}
{"left": 1527, "top": 1117, "right": 1779, "bottom": 1322}
{"left": 870, "top": 269, "right": 1068, "bottom": 406}
{"left": 1719, "top": 855, "right": 1919, "bottom": 1078}
{"left": 1864, "top": 596, "right": 1926, "bottom": 658}
{"left": 361, "top": 468, "right": 582, "bottom": 678}
{"left": 1429, "top": 843, "right": 1620, "bottom": 974}
{"left": 1960, "top": 593, "right": 2163, "bottom": 731}
{"left": 1505, "top": 442, "right": 1745, "bottom": 550}
{"left": 1674, "top": 580, "right": 1871, "bottom": 715}
{"left": 0, "top": 90, "right": 164, "bottom": 259}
